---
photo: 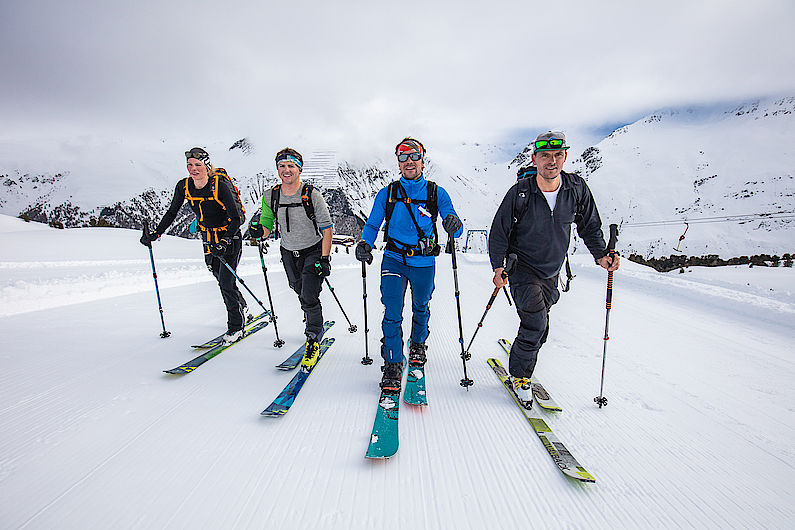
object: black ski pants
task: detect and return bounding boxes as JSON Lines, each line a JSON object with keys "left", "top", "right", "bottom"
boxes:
{"left": 508, "top": 268, "right": 560, "bottom": 379}
{"left": 280, "top": 241, "right": 324, "bottom": 340}
{"left": 205, "top": 234, "right": 246, "bottom": 332}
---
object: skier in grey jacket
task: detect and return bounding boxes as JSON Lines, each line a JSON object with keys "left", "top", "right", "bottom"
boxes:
{"left": 248, "top": 147, "right": 333, "bottom": 372}
{"left": 488, "top": 131, "right": 620, "bottom": 407}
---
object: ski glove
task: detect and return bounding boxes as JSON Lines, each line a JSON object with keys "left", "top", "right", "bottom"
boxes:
{"left": 248, "top": 220, "right": 264, "bottom": 240}
{"left": 442, "top": 214, "right": 462, "bottom": 235}
{"left": 140, "top": 230, "right": 159, "bottom": 247}
{"left": 314, "top": 256, "right": 331, "bottom": 278}
{"left": 355, "top": 240, "right": 373, "bottom": 265}
{"left": 210, "top": 239, "right": 230, "bottom": 257}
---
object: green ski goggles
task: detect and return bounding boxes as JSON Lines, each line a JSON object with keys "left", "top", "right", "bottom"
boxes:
{"left": 534, "top": 138, "right": 567, "bottom": 150}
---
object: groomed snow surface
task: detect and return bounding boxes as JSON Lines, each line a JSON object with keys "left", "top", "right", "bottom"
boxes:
{"left": 1, "top": 215, "right": 793, "bottom": 529}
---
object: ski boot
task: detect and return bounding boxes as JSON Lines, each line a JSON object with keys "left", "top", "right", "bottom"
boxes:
{"left": 380, "top": 362, "right": 403, "bottom": 395}
{"left": 408, "top": 340, "right": 427, "bottom": 367}
{"left": 512, "top": 376, "right": 534, "bottom": 409}
{"left": 222, "top": 328, "right": 243, "bottom": 344}
{"left": 300, "top": 336, "right": 320, "bottom": 373}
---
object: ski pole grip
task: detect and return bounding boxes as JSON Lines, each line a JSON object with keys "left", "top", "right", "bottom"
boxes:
{"left": 142, "top": 222, "right": 152, "bottom": 248}
{"left": 605, "top": 224, "right": 618, "bottom": 308}
{"left": 607, "top": 224, "right": 618, "bottom": 254}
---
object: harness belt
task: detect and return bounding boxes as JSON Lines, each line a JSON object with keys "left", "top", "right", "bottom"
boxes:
{"left": 385, "top": 239, "right": 426, "bottom": 257}
{"left": 285, "top": 240, "right": 322, "bottom": 258}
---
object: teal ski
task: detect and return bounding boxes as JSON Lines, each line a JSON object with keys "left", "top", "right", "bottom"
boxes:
{"left": 165, "top": 320, "right": 269, "bottom": 374}
{"left": 497, "top": 338, "right": 562, "bottom": 412}
{"left": 488, "top": 358, "right": 595, "bottom": 483}
{"left": 275, "top": 321, "right": 335, "bottom": 370}
{"left": 261, "top": 338, "right": 335, "bottom": 416}
{"left": 365, "top": 390, "right": 401, "bottom": 459}
{"left": 403, "top": 365, "right": 427, "bottom": 406}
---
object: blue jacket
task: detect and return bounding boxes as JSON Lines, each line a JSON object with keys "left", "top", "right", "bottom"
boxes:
{"left": 362, "top": 175, "right": 463, "bottom": 267}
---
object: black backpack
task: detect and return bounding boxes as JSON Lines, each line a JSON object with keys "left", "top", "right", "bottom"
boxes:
{"left": 516, "top": 165, "right": 537, "bottom": 180}
{"left": 270, "top": 183, "right": 319, "bottom": 238}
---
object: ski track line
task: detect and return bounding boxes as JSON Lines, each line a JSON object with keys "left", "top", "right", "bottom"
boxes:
{"left": 440, "top": 264, "right": 793, "bottom": 526}
{"left": 160, "top": 421, "right": 254, "bottom": 530}
{"left": 540, "top": 335, "right": 793, "bottom": 524}
{"left": 17, "top": 385, "right": 202, "bottom": 529}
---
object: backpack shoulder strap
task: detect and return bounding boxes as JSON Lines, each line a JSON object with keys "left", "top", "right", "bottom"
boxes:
{"left": 512, "top": 177, "right": 531, "bottom": 226}
{"left": 426, "top": 180, "right": 438, "bottom": 221}
{"left": 561, "top": 171, "right": 585, "bottom": 222}
{"left": 271, "top": 185, "right": 281, "bottom": 238}
{"left": 383, "top": 181, "right": 398, "bottom": 242}
{"left": 301, "top": 183, "right": 320, "bottom": 235}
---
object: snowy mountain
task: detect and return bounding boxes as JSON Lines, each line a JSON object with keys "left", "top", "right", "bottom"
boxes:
{"left": 1, "top": 95, "right": 793, "bottom": 258}
{"left": 562, "top": 96, "right": 795, "bottom": 259}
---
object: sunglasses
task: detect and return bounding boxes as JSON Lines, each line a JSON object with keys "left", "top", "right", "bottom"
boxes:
{"left": 185, "top": 149, "right": 209, "bottom": 160}
{"left": 397, "top": 152, "right": 423, "bottom": 162}
{"left": 534, "top": 139, "right": 566, "bottom": 150}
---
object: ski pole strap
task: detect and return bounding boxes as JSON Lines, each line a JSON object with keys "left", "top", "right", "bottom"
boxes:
{"left": 561, "top": 254, "right": 575, "bottom": 292}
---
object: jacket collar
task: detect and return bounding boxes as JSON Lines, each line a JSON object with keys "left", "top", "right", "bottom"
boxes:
{"left": 529, "top": 171, "right": 573, "bottom": 194}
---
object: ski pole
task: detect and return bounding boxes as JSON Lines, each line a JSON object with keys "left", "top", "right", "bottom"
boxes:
{"left": 502, "top": 286, "right": 513, "bottom": 306}
{"left": 463, "top": 254, "right": 516, "bottom": 357}
{"left": 448, "top": 236, "right": 473, "bottom": 388}
{"left": 256, "top": 242, "right": 285, "bottom": 348}
{"left": 595, "top": 223, "right": 619, "bottom": 408}
{"left": 324, "top": 278, "right": 357, "bottom": 333}
{"left": 218, "top": 256, "right": 283, "bottom": 348}
{"left": 142, "top": 223, "right": 171, "bottom": 338}
{"left": 360, "top": 261, "right": 372, "bottom": 365}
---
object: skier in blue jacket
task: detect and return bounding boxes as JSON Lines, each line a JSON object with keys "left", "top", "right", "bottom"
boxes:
{"left": 355, "top": 138, "right": 463, "bottom": 394}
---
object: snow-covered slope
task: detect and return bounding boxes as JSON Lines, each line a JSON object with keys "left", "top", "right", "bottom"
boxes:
{"left": 1, "top": 217, "right": 793, "bottom": 528}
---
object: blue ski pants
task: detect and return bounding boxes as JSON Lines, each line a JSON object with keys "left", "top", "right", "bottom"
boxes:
{"left": 380, "top": 255, "right": 436, "bottom": 363}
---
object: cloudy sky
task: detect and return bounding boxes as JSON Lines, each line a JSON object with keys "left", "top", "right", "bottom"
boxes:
{"left": 2, "top": 0, "right": 795, "bottom": 163}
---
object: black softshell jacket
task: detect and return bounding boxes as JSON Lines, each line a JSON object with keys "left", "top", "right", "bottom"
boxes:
{"left": 488, "top": 171, "right": 608, "bottom": 279}
{"left": 156, "top": 178, "right": 242, "bottom": 240}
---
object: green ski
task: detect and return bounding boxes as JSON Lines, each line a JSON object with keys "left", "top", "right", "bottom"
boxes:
{"left": 488, "top": 358, "right": 595, "bottom": 483}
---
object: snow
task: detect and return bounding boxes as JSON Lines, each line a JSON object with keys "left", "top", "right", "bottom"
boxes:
{"left": 1, "top": 215, "right": 793, "bottom": 528}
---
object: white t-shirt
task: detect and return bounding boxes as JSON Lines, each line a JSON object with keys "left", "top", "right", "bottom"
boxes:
{"left": 541, "top": 186, "right": 560, "bottom": 213}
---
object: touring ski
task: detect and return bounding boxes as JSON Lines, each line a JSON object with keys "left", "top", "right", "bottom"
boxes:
{"left": 403, "top": 364, "right": 427, "bottom": 406}
{"left": 164, "top": 320, "right": 270, "bottom": 374}
{"left": 261, "top": 338, "right": 335, "bottom": 416}
{"left": 365, "top": 390, "right": 401, "bottom": 459}
{"left": 191, "top": 312, "right": 269, "bottom": 349}
{"left": 488, "top": 358, "right": 595, "bottom": 482}
{"left": 275, "top": 321, "right": 335, "bottom": 370}
{"left": 497, "top": 338, "right": 562, "bottom": 412}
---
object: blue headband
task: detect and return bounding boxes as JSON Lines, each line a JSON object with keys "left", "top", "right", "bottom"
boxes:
{"left": 275, "top": 153, "right": 303, "bottom": 169}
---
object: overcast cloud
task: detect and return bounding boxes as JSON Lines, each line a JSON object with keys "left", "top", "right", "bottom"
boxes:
{"left": 2, "top": 0, "right": 795, "bottom": 161}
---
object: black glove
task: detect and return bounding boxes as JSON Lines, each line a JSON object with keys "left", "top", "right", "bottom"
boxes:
{"left": 355, "top": 240, "right": 373, "bottom": 264}
{"left": 210, "top": 239, "right": 230, "bottom": 257}
{"left": 442, "top": 214, "right": 462, "bottom": 235}
{"left": 314, "top": 256, "right": 331, "bottom": 278}
{"left": 140, "top": 229, "right": 159, "bottom": 247}
{"left": 248, "top": 219, "right": 264, "bottom": 239}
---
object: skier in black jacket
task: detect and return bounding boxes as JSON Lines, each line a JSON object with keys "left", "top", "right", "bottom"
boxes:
{"left": 488, "top": 131, "right": 620, "bottom": 408}
{"left": 140, "top": 147, "right": 248, "bottom": 343}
